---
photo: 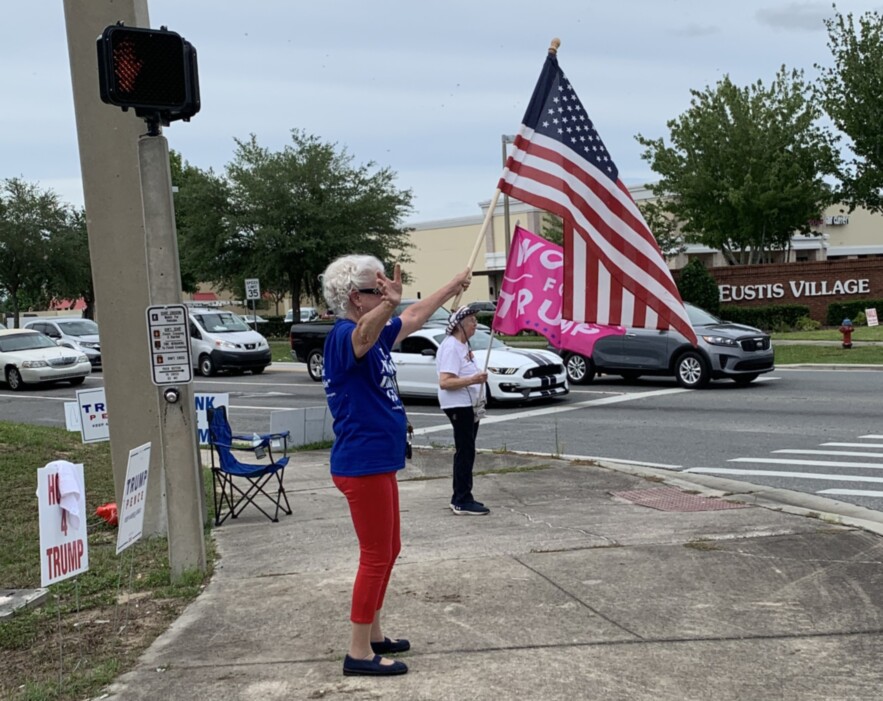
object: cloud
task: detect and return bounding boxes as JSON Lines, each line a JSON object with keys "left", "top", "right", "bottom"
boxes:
{"left": 755, "top": 2, "right": 830, "bottom": 32}
{"left": 672, "top": 24, "right": 721, "bottom": 38}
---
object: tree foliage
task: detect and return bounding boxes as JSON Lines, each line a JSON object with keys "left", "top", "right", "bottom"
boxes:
{"left": 47, "top": 207, "right": 96, "bottom": 319}
{"left": 173, "top": 130, "right": 414, "bottom": 315}
{"left": 817, "top": 7, "right": 883, "bottom": 213}
{"left": 676, "top": 258, "right": 720, "bottom": 314}
{"left": 637, "top": 67, "right": 838, "bottom": 265}
{"left": 0, "top": 178, "right": 74, "bottom": 326}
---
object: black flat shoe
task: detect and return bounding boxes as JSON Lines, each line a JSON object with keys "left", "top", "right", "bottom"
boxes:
{"left": 371, "top": 637, "right": 411, "bottom": 654}
{"left": 343, "top": 654, "right": 408, "bottom": 676}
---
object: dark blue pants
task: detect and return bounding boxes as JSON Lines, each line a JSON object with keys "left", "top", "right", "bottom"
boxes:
{"left": 444, "top": 406, "right": 479, "bottom": 506}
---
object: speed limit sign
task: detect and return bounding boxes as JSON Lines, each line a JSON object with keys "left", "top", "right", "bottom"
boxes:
{"left": 244, "top": 278, "right": 260, "bottom": 301}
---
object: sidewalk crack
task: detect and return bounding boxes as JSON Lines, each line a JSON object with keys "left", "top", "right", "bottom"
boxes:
{"left": 512, "top": 555, "right": 644, "bottom": 640}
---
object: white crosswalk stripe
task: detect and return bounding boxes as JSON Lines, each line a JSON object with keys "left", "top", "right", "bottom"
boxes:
{"left": 684, "top": 434, "right": 883, "bottom": 505}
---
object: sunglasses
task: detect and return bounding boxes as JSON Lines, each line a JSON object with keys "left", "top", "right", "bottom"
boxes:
{"left": 357, "top": 288, "right": 382, "bottom": 296}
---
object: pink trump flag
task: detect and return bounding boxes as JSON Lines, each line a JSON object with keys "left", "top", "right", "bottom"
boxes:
{"left": 493, "top": 226, "right": 625, "bottom": 356}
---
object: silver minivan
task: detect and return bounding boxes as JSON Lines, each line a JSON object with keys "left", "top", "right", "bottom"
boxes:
{"left": 23, "top": 317, "right": 101, "bottom": 369}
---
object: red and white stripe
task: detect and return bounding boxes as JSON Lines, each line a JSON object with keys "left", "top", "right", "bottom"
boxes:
{"left": 499, "top": 127, "right": 697, "bottom": 345}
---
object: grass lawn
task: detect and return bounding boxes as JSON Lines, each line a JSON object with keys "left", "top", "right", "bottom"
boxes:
{"left": 0, "top": 423, "right": 216, "bottom": 701}
{"left": 774, "top": 344, "right": 882, "bottom": 365}
{"left": 771, "top": 325, "right": 883, "bottom": 342}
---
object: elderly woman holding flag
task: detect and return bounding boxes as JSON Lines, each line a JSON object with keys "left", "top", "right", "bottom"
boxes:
{"left": 436, "top": 305, "right": 490, "bottom": 516}
{"left": 321, "top": 253, "right": 471, "bottom": 676}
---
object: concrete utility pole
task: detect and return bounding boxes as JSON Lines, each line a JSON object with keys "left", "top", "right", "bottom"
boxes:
{"left": 63, "top": 0, "right": 205, "bottom": 578}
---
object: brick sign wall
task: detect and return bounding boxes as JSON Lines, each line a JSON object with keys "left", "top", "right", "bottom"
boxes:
{"left": 696, "top": 259, "right": 883, "bottom": 321}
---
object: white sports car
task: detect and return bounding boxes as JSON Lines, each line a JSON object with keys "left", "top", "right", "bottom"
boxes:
{"left": 393, "top": 328, "right": 568, "bottom": 403}
{"left": 0, "top": 329, "right": 92, "bottom": 391}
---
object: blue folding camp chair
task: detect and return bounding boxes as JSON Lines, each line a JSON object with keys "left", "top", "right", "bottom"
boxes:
{"left": 206, "top": 406, "right": 292, "bottom": 526}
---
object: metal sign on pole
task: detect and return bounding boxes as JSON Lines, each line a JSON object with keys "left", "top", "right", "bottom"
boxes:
{"left": 245, "top": 278, "right": 260, "bottom": 327}
{"left": 146, "top": 304, "right": 193, "bottom": 386}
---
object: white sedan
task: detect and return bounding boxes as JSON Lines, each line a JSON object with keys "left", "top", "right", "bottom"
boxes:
{"left": 393, "top": 328, "right": 568, "bottom": 403}
{"left": 0, "top": 329, "right": 92, "bottom": 391}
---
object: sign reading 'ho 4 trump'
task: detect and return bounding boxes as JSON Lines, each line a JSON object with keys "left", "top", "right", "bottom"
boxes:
{"left": 37, "top": 461, "right": 89, "bottom": 586}
{"left": 493, "top": 226, "right": 625, "bottom": 356}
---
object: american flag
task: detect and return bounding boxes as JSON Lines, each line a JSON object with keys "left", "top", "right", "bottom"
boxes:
{"left": 498, "top": 47, "right": 697, "bottom": 346}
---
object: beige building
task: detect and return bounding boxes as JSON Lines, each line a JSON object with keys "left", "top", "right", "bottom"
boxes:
{"left": 403, "top": 185, "right": 883, "bottom": 303}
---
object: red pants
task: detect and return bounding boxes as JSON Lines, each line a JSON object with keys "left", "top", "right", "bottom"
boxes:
{"left": 333, "top": 471, "right": 402, "bottom": 624}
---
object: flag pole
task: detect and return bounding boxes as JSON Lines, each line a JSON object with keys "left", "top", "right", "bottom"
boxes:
{"left": 451, "top": 188, "right": 502, "bottom": 308}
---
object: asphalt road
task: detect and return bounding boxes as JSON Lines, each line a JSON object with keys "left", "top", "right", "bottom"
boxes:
{"left": 3, "top": 364, "right": 883, "bottom": 512}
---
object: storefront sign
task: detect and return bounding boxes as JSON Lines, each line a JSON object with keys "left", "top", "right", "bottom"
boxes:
{"left": 719, "top": 278, "right": 870, "bottom": 303}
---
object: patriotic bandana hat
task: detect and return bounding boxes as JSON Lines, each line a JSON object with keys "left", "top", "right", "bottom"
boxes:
{"left": 446, "top": 305, "right": 476, "bottom": 335}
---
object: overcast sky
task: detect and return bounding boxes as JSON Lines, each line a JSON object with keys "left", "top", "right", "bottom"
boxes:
{"left": 2, "top": 1, "right": 879, "bottom": 223}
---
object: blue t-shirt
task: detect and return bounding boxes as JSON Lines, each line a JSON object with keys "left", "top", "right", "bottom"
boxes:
{"left": 323, "top": 317, "right": 407, "bottom": 476}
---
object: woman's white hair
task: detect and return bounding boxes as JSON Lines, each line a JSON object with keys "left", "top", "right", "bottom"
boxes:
{"left": 321, "top": 254, "right": 385, "bottom": 318}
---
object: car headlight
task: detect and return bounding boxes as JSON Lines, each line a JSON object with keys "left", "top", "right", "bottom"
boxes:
{"left": 214, "top": 340, "right": 239, "bottom": 350}
{"left": 79, "top": 342, "right": 99, "bottom": 349}
{"left": 22, "top": 360, "right": 49, "bottom": 368}
{"left": 77, "top": 354, "right": 89, "bottom": 363}
{"left": 487, "top": 367, "right": 518, "bottom": 375}
{"left": 701, "top": 335, "right": 737, "bottom": 347}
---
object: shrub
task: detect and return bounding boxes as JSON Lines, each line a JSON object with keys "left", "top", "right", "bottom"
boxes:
{"left": 826, "top": 299, "right": 883, "bottom": 326}
{"left": 677, "top": 259, "right": 720, "bottom": 314}
{"left": 719, "top": 304, "right": 811, "bottom": 331}
{"left": 795, "top": 315, "right": 822, "bottom": 331}
{"left": 475, "top": 311, "right": 495, "bottom": 328}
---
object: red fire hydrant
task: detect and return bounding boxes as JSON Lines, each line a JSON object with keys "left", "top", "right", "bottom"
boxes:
{"left": 838, "top": 318, "right": 854, "bottom": 349}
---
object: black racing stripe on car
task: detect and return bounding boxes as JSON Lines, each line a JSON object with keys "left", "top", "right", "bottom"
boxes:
{"left": 509, "top": 349, "right": 552, "bottom": 366}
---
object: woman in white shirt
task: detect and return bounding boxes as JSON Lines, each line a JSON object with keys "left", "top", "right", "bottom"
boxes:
{"left": 436, "top": 306, "right": 490, "bottom": 515}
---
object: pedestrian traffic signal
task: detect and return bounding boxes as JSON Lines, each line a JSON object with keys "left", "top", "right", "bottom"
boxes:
{"left": 97, "top": 24, "right": 200, "bottom": 129}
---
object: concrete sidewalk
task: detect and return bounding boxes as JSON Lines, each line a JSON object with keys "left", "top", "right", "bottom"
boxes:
{"left": 102, "top": 447, "right": 883, "bottom": 700}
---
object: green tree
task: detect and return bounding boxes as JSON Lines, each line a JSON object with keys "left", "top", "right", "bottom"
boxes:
{"left": 174, "top": 130, "right": 414, "bottom": 316}
{"left": 0, "top": 178, "right": 69, "bottom": 326}
{"left": 170, "top": 151, "right": 228, "bottom": 294}
{"left": 817, "top": 7, "right": 883, "bottom": 213}
{"left": 637, "top": 67, "right": 838, "bottom": 265}
{"left": 635, "top": 199, "right": 687, "bottom": 258}
{"left": 676, "top": 258, "right": 720, "bottom": 314}
{"left": 47, "top": 208, "right": 96, "bottom": 319}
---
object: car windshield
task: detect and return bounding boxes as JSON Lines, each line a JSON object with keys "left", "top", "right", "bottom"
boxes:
{"left": 430, "top": 330, "right": 506, "bottom": 350}
{"left": 0, "top": 332, "right": 58, "bottom": 352}
{"left": 57, "top": 319, "right": 99, "bottom": 336}
{"left": 395, "top": 302, "right": 450, "bottom": 324}
{"left": 194, "top": 313, "right": 250, "bottom": 333}
{"left": 685, "top": 304, "right": 721, "bottom": 327}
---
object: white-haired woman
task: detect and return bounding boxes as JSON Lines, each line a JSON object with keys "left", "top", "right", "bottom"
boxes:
{"left": 436, "top": 305, "right": 489, "bottom": 515}
{"left": 321, "top": 254, "right": 470, "bottom": 677}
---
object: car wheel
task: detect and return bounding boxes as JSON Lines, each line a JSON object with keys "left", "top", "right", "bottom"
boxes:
{"left": 307, "top": 349, "right": 324, "bottom": 382}
{"left": 251, "top": 367, "right": 265, "bottom": 375}
{"left": 6, "top": 367, "right": 26, "bottom": 391}
{"left": 675, "top": 351, "right": 710, "bottom": 389}
{"left": 199, "top": 355, "right": 216, "bottom": 377}
{"left": 69, "top": 376, "right": 86, "bottom": 386}
{"left": 733, "top": 373, "right": 759, "bottom": 386}
{"left": 564, "top": 353, "right": 595, "bottom": 384}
